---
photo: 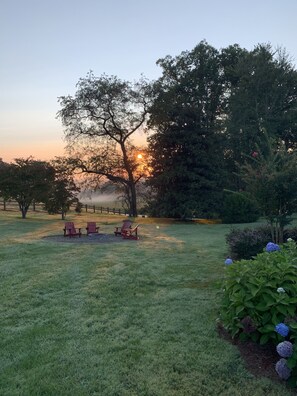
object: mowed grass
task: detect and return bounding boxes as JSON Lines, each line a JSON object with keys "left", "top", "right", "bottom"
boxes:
{"left": 0, "top": 211, "right": 291, "bottom": 395}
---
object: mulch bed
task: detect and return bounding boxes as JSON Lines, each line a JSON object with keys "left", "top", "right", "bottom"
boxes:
{"left": 43, "top": 233, "right": 137, "bottom": 244}
{"left": 217, "top": 324, "right": 282, "bottom": 383}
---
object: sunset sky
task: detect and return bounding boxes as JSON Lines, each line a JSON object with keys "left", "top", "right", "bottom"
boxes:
{"left": 1, "top": 0, "right": 297, "bottom": 163}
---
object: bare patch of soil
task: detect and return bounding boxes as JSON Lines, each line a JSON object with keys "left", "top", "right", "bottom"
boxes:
{"left": 217, "top": 324, "right": 281, "bottom": 383}
{"left": 43, "top": 234, "right": 138, "bottom": 244}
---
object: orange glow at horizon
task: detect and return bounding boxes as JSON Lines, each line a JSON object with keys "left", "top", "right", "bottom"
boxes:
{"left": 1, "top": 141, "right": 65, "bottom": 163}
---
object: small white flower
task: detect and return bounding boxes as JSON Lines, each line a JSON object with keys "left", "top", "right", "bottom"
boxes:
{"left": 287, "top": 238, "right": 293, "bottom": 242}
{"left": 277, "top": 287, "right": 286, "bottom": 293}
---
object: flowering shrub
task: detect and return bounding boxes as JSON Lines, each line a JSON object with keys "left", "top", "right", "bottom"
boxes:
{"left": 276, "top": 341, "right": 293, "bottom": 358}
{"left": 277, "top": 287, "right": 286, "bottom": 293}
{"left": 274, "top": 325, "right": 297, "bottom": 386}
{"left": 220, "top": 240, "right": 297, "bottom": 344}
{"left": 266, "top": 242, "right": 280, "bottom": 252}
{"left": 220, "top": 239, "right": 297, "bottom": 386}
{"left": 275, "top": 358, "right": 292, "bottom": 380}
{"left": 275, "top": 323, "right": 290, "bottom": 337}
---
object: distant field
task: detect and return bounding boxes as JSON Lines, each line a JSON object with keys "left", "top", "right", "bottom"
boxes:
{"left": 79, "top": 192, "right": 123, "bottom": 209}
{"left": 79, "top": 192, "right": 146, "bottom": 211}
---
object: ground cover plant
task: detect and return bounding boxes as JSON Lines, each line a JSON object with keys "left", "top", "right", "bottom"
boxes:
{"left": 0, "top": 211, "right": 292, "bottom": 395}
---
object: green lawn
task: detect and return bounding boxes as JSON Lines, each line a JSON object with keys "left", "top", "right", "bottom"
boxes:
{"left": 0, "top": 211, "right": 291, "bottom": 395}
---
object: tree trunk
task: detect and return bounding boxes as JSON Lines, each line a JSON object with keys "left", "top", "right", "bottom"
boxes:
{"left": 279, "top": 225, "right": 284, "bottom": 244}
{"left": 19, "top": 202, "right": 28, "bottom": 219}
{"left": 129, "top": 182, "right": 138, "bottom": 217}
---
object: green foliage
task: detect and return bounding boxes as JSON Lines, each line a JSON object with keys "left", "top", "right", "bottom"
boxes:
{"left": 147, "top": 41, "right": 225, "bottom": 218}
{"left": 74, "top": 201, "right": 83, "bottom": 213}
{"left": 220, "top": 241, "right": 297, "bottom": 346}
{"left": 224, "top": 44, "right": 297, "bottom": 189}
{"left": 44, "top": 178, "right": 79, "bottom": 219}
{"left": 226, "top": 226, "right": 271, "bottom": 260}
{"left": 240, "top": 132, "right": 297, "bottom": 243}
{"left": 221, "top": 192, "right": 259, "bottom": 224}
{"left": 0, "top": 157, "right": 55, "bottom": 218}
{"left": 146, "top": 42, "right": 297, "bottom": 212}
{"left": 226, "top": 226, "right": 297, "bottom": 260}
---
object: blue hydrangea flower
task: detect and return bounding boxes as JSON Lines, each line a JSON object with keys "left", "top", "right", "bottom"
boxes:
{"left": 224, "top": 258, "right": 233, "bottom": 265}
{"left": 266, "top": 242, "right": 280, "bottom": 252}
{"left": 276, "top": 341, "right": 293, "bottom": 358}
{"left": 275, "top": 358, "right": 292, "bottom": 380}
{"left": 275, "top": 323, "right": 290, "bottom": 337}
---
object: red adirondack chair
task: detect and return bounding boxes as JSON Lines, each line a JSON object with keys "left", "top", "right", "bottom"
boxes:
{"left": 63, "top": 222, "right": 82, "bottom": 237}
{"left": 114, "top": 219, "right": 133, "bottom": 236}
{"left": 86, "top": 222, "right": 99, "bottom": 235}
{"left": 122, "top": 224, "right": 139, "bottom": 240}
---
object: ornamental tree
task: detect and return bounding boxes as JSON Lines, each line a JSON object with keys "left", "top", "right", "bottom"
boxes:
{"left": 240, "top": 132, "right": 297, "bottom": 243}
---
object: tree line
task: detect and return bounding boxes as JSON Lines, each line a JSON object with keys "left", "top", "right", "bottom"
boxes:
{"left": 1, "top": 40, "right": 297, "bottom": 233}
{"left": 0, "top": 157, "right": 79, "bottom": 219}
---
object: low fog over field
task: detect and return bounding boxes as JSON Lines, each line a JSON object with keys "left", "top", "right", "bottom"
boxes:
{"left": 79, "top": 191, "right": 121, "bottom": 206}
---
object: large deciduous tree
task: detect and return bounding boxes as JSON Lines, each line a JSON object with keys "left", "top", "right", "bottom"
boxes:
{"left": 147, "top": 41, "right": 225, "bottom": 218}
{"left": 57, "top": 72, "right": 151, "bottom": 217}
{"left": 0, "top": 157, "right": 55, "bottom": 218}
{"left": 223, "top": 44, "right": 297, "bottom": 189}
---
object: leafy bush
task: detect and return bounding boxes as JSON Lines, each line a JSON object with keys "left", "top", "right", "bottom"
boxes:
{"left": 284, "top": 228, "right": 297, "bottom": 241}
{"left": 221, "top": 192, "right": 259, "bottom": 224}
{"left": 75, "top": 201, "right": 83, "bottom": 213}
{"left": 226, "top": 226, "right": 297, "bottom": 260}
{"left": 220, "top": 241, "right": 297, "bottom": 347}
{"left": 226, "top": 226, "right": 271, "bottom": 260}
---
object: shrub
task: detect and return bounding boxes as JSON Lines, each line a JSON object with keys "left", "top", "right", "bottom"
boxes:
{"left": 75, "top": 201, "right": 83, "bottom": 214}
{"left": 226, "top": 227, "right": 297, "bottom": 260}
{"left": 284, "top": 228, "right": 297, "bottom": 241}
{"left": 221, "top": 192, "right": 259, "bottom": 224}
{"left": 226, "top": 226, "right": 271, "bottom": 260}
{"left": 220, "top": 240, "right": 297, "bottom": 346}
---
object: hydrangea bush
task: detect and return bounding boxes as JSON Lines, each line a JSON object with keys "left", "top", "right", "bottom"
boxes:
{"left": 220, "top": 240, "right": 297, "bottom": 342}
{"left": 220, "top": 239, "right": 297, "bottom": 386}
{"left": 275, "top": 325, "right": 297, "bottom": 386}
